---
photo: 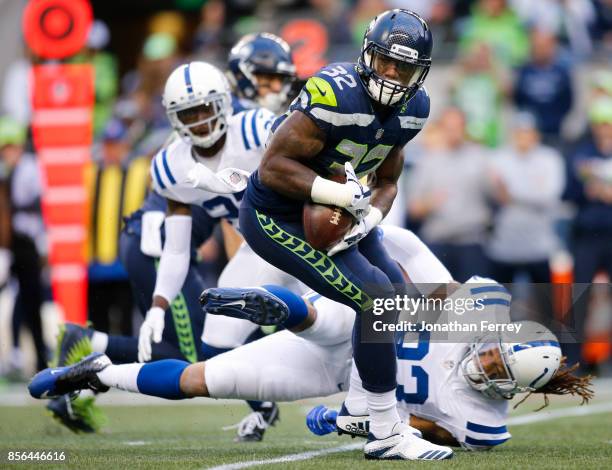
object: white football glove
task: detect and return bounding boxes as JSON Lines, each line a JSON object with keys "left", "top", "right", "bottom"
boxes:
{"left": 138, "top": 306, "right": 165, "bottom": 362}
{"left": 328, "top": 207, "right": 383, "bottom": 256}
{"left": 186, "top": 164, "right": 250, "bottom": 194}
{"left": 344, "top": 162, "right": 371, "bottom": 220}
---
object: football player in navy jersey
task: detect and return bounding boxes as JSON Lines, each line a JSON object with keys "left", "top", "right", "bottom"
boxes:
{"left": 224, "top": 9, "right": 445, "bottom": 460}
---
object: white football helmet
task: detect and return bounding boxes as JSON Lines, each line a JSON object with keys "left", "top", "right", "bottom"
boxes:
{"left": 162, "top": 61, "right": 232, "bottom": 148}
{"left": 461, "top": 321, "right": 562, "bottom": 399}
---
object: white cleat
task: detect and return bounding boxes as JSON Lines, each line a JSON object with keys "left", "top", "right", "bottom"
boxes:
{"left": 364, "top": 422, "right": 453, "bottom": 460}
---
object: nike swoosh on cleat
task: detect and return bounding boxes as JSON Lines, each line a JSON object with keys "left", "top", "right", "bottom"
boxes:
{"left": 50, "top": 369, "right": 63, "bottom": 375}
{"left": 222, "top": 300, "right": 246, "bottom": 309}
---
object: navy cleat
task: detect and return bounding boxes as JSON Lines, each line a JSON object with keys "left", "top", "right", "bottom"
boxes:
{"left": 29, "top": 353, "right": 110, "bottom": 399}
{"left": 200, "top": 287, "right": 289, "bottom": 326}
{"left": 364, "top": 422, "right": 453, "bottom": 461}
{"left": 306, "top": 405, "right": 338, "bottom": 436}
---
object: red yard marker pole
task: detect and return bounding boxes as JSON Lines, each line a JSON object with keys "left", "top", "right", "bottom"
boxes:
{"left": 24, "top": 0, "right": 93, "bottom": 324}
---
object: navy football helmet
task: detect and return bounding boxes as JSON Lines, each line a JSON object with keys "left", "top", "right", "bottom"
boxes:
{"left": 227, "top": 33, "right": 296, "bottom": 113}
{"left": 357, "top": 9, "right": 432, "bottom": 106}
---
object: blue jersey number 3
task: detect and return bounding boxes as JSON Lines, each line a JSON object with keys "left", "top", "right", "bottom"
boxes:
{"left": 396, "top": 330, "right": 430, "bottom": 405}
{"left": 201, "top": 192, "right": 243, "bottom": 224}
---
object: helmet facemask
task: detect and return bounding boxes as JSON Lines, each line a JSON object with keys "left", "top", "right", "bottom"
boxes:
{"left": 361, "top": 42, "right": 430, "bottom": 106}
{"left": 256, "top": 75, "right": 294, "bottom": 113}
{"left": 461, "top": 338, "right": 518, "bottom": 400}
{"left": 237, "top": 60, "right": 295, "bottom": 113}
{"left": 166, "top": 92, "right": 230, "bottom": 148}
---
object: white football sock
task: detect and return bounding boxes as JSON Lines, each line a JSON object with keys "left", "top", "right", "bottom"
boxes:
{"left": 97, "top": 363, "right": 143, "bottom": 393}
{"left": 90, "top": 331, "right": 108, "bottom": 353}
{"left": 343, "top": 361, "right": 368, "bottom": 415}
{"left": 367, "top": 388, "right": 401, "bottom": 439}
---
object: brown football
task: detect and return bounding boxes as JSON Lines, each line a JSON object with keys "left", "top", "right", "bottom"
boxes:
{"left": 303, "top": 173, "right": 355, "bottom": 251}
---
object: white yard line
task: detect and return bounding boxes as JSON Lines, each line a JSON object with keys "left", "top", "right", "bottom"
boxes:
{"left": 205, "top": 443, "right": 363, "bottom": 470}
{"left": 123, "top": 441, "right": 149, "bottom": 446}
{"left": 205, "top": 402, "right": 612, "bottom": 470}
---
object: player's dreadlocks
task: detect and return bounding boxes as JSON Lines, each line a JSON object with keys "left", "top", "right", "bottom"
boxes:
{"left": 513, "top": 357, "right": 594, "bottom": 411}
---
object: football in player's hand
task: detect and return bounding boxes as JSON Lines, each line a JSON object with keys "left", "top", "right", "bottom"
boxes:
{"left": 303, "top": 173, "right": 354, "bottom": 251}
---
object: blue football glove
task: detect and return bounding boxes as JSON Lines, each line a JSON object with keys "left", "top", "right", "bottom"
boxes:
{"left": 306, "top": 405, "right": 338, "bottom": 436}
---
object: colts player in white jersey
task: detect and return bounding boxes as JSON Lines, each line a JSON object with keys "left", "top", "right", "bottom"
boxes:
{"left": 200, "top": 225, "right": 592, "bottom": 454}
{"left": 136, "top": 60, "right": 271, "bottom": 364}
{"left": 123, "top": 59, "right": 292, "bottom": 441}
{"left": 28, "top": 225, "right": 592, "bottom": 458}
{"left": 47, "top": 56, "right": 305, "bottom": 439}
{"left": 43, "top": 60, "right": 275, "bottom": 435}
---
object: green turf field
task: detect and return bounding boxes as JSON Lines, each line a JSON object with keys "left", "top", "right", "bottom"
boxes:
{"left": 1, "top": 397, "right": 611, "bottom": 469}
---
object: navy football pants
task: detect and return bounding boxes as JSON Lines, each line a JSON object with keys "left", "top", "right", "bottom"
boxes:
{"left": 239, "top": 204, "right": 404, "bottom": 393}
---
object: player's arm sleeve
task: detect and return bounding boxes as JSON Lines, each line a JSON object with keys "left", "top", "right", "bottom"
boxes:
{"left": 437, "top": 381, "right": 512, "bottom": 452}
{"left": 150, "top": 149, "right": 172, "bottom": 195}
{"left": 455, "top": 276, "right": 513, "bottom": 325}
{"left": 237, "top": 108, "right": 276, "bottom": 154}
{"left": 256, "top": 108, "right": 276, "bottom": 147}
{"left": 150, "top": 147, "right": 202, "bottom": 203}
{"left": 152, "top": 214, "right": 192, "bottom": 304}
{"left": 460, "top": 420, "right": 512, "bottom": 451}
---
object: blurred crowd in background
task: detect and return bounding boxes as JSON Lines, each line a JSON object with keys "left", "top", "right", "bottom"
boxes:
{"left": 0, "top": 0, "right": 611, "bottom": 380}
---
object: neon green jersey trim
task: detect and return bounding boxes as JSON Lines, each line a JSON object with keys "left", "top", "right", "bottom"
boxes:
{"left": 255, "top": 210, "right": 372, "bottom": 311}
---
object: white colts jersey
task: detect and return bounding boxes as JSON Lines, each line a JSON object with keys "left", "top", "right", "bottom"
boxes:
{"left": 396, "top": 339, "right": 511, "bottom": 451}
{"left": 396, "top": 281, "right": 513, "bottom": 451}
{"left": 150, "top": 108, "right": 275, "bottom": 227}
